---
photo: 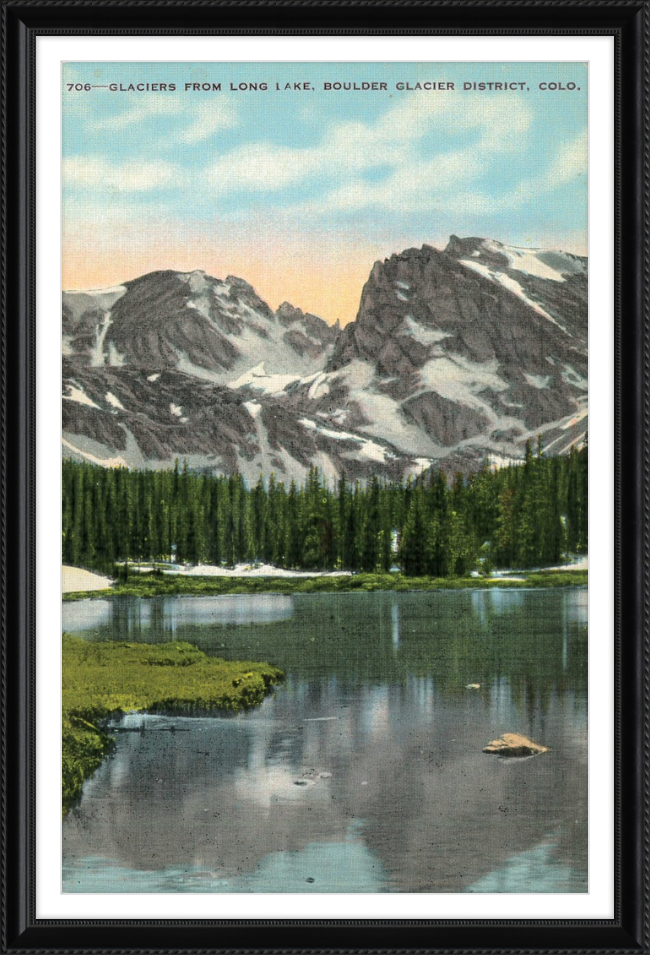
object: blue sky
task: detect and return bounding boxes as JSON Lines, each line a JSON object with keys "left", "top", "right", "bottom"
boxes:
{"left": 62, "top": 61, "right": 587, "bottom": 323}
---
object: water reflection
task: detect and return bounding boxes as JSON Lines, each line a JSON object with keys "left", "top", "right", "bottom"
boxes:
{"left": 63, "top": 593, "right": 294, "bottom": 640}
{"left": 62, "top": 599, "right": 113, "bottom": 631}
{"left": 165, "top": 595, "right": 294, "bottom": 629}
{"left": 64, "top": 833, "right": 389, "bottom": 893}
{"left": 63, "top": 588, "right": 588, "bottom": 894}
{"left": 467, "top": 838, "right": 585, "bottom": 893}
{"left": 392, "top": 603, "right": 400, "bottom": 649}
{"left": 64, "top": 589, "right": 588, "bottom": 704}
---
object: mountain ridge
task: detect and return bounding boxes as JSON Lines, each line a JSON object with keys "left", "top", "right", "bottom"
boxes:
{"left": 63, "top": 236, "right": 588, "bottom": 482}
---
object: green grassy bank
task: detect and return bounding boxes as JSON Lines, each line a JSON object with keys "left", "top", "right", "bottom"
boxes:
{"left": 63, "top": 569, "right": 587, "bottom": 602}
{"left": 62, "top": 634, "right": 283, "bottom": 816}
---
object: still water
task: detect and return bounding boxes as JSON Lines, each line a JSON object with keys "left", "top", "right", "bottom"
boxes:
{"left": 62, "top": 588, "right": 588, "bottom": 893}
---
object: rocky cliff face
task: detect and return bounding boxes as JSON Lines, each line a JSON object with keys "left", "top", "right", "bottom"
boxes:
{"left": 293, "top": 237, "right": 587, "bottom": 464}
{"left": 63, "top": 238, "right": 587, "bottom": 481}
{"left": 63, "top": 269, "right": 335, "bottom": 380}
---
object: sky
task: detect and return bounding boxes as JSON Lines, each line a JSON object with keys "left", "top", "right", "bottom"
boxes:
{"left": 63, "top": 61, "right": 588, "bottom": 325}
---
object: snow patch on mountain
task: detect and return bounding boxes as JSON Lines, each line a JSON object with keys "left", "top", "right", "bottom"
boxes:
{"left": 106, "top": 392, "right": 125, "bottom": 411}
{"left": 62, "top": 436, "right": 129, "bottom": 469}
{"left": 458, "top": 258, "right": 567, "bottom": 331}
{"left": 417, "top": 355, "right": 509, "bottom": 416}
{"left": 64, "top": 385, "right": 99, "bottom": 409}
{"left": 524, "top": 373, "right": 551, "bottom": 389}
{"left": 306, "top": 372, "right": 331, "bottom": 401}
{"left": 480, "top": 240, "right": 580, "bottom": 283}
{"left": 299, "top": 415, "right": 403, "bottom": 466}
{"left": 107, "top": 342, "right": 126, "bottom": 367}
{"left": 561, "top": 363, "right": 588, "bottom": 390}
{"left": 234, "top": 420, "right": 310, "bottom": 486}
{"left": 175, "top": 351, "right": 223, "bottom": 382}
{"left": 488, "top": 453, "right": 522, "bottom": 470}
{"left": 178, "top": 269, "right": 210, "bottom": 294}
{"left": 299, "top": 417, "right": 345, "bottom": 438}
{"left": 560, "top": 407, "right": 589, "bottom": 431}
{"left": 186, "top": 299, "right": 211, "bottom": 318}
{"left": 229, "top": 362, "right": 301, "bottom": 394}
{"left": 91, "top": 313, "right": 114, "bottom": 367}
{"left": 544, "top": 430, "right": 586, "bottom": 454}
{"left": 400, "top": 315, "right": 450, "bottom": 345}
{"left": 331, "top": 361, "right": 442, "bottom": 457}
{"left": 223, "top": 327, "right": 328, "bottom": 383}
{"left": 350, "top": 440, "right": 391, "bottom": 465}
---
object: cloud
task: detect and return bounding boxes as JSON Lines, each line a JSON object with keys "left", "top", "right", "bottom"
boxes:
{"left": 205, "top": 92, "right": 533, "bottom": 212}
{"left": 91, "top": 97, "right": 185, "bottom": 132}
{"left": 547, "top": 128, "right": 588, "bottom": 185}
{"left": 205, "top": 94, "right": 443, "bottom": 194}
{"left": 508, "top": 127, "right": 588, "bottom": 206}
{"left": 209, "top": 141, "right": 324, "bottom": 192}
{"left": 178, "top": 101, "right": 238, "bottom": 144}
{"left": 62, "top": 89, "right": 585, "bottom": 232}
{"left": 63, "top": 155, "right": 178, "bottom": 192}
{"left": 77, "top": 95, "right": 239, "bottom": 152}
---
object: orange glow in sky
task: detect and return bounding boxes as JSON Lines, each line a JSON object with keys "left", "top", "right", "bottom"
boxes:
{"left": 63, "top": 226, "right": 383, "bottom": 326}
{"left": 63, "top": 222, "right": 587, "bottom": 327}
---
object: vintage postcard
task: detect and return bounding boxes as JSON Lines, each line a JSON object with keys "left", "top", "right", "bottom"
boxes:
{"left": 60, "top": 60, "right": 588, "bottom": 894}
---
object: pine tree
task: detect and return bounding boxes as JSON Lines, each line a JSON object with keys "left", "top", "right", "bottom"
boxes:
{"left": 61, "top": 445, "right": 587, "bottom": 577}
{"left": 399, "top": 491, "right": 426, "bottom": 576}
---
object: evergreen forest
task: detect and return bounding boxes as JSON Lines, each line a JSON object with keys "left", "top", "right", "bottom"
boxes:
{"left": 62, "top": 439, "right": 587, "bottom": 578}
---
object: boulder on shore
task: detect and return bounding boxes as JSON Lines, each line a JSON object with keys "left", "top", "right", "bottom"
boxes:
{"left": 482, "top": 733, "right": 550, "bottom": 757}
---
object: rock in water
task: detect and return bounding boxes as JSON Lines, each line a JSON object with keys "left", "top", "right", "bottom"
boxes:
{"left": 482, "top": 733, "right": 550, "bottom": 757}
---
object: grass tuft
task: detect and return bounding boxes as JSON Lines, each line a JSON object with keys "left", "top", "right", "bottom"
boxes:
{"left": 62, "top": 634, "right": 283, "bottom": 816}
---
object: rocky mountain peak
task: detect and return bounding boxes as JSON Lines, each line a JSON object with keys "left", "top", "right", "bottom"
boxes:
{"left": 276, "top": 301, "right": 321, "bottom": 326}
{"left": 63, "top": 235, "right": 588, "bottom": 482}
{"left": 320, "top": 235, "right": 587, "bottom": 466}
{"left": 275, "top": 301, "right": 339, "bottom": 360}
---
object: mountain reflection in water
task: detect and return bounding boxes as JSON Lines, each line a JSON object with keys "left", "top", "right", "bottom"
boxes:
{"left": 63, "top": 588, "right": 588, "bottom": 893}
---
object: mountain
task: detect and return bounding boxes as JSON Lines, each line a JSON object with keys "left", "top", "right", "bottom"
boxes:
{"left": 63, "top": 238, "right": 588, "bottom": 481}
{"left": 63, "top": 269, "right": 337, "bottom": 381}
{"left": 62, "top": 269, "right": 414, "bottom": 483}
{"left": 283, "top": 237, "right": 587, "bottom": 469}
{"left": 62, "top": 359, "right": 415, "bottom": 485}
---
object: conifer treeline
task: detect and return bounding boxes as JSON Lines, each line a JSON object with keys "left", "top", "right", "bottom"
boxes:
{"left": 62, "top": 439, "right": 587, "bottom": 576}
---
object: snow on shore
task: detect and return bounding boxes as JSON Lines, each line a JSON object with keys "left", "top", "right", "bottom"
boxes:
{"left": 62, "top": 554, "right": 585, "bottom": 593}
{"left": 166, "top": 563, "right": 352, "bottom": 579}
{"left": 63, "top": 566, "right": 114, "bottom": 593}
{"left": 546, "top": 555, "right": 588, "bottom": 572}
{"left": 489, "top": 555, "right": 587, "bottom": 576}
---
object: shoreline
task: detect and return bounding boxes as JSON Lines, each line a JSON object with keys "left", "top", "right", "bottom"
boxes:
{"left": 62, "top": 635, "right": 283, "bottom": 816}
{"left": 62, "top": 568, "right": 588, "bottom": 601}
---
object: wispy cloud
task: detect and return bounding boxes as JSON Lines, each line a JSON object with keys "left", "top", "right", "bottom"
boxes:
{"left": 508, "top": 127, "right": 588, "bottom": 207}
{"left": 546, "top": 128, "right": 588, "bottom": 185}
{"left": 92, "top": 97, "right": 185, "bottom": 131}
{"left": 205, "top": 92, "right": 533, "bottom": 214}
{"left": 178, "top": 101, "right": 238, "bottom": 144}
{"left": 63, "top": 155, "right": 178, "bottom": 192}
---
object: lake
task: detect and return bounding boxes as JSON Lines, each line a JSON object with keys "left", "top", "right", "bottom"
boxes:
{"left": 62, "top": 587, "right": 588, "bottom": 894}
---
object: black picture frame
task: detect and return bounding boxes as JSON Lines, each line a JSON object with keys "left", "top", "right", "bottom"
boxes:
{"left": 1, "top": 1, "right": 645, "bottom": 950}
